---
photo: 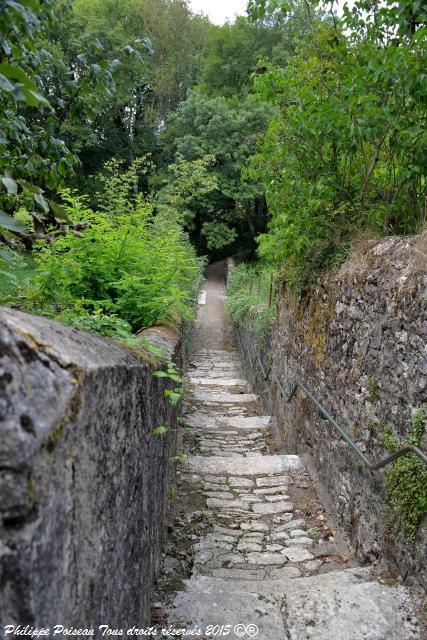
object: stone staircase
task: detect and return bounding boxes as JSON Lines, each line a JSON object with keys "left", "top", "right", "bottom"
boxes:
{"left": 160, "top": 269, "right": 421, "bottom": 640}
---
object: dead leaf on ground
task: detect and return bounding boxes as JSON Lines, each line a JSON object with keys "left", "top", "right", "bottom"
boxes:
{"left": 323, "top": 528, "right": 336, "bottom": 540}
{"left": 317, "top": 554, "right": 333, "bottom": 563}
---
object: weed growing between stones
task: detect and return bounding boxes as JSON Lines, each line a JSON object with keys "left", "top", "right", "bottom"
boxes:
{"left": 367, "top": 377, "right": 379, "bottom": 402}
{"left": 154, "top": 361, "right": 184, "bottom": 407}
{"left": 382, "top": 409, "right": 427, "bottom": 542}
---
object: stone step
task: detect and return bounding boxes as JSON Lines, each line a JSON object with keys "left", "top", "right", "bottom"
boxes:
{"left": 166, "top": 569, "right": 420, "bottom": 640}
{"left": 189, "top": 376, "right": 249, "bottom": 387}
{"left": 180, "top": 567, "right": 371, "bottom": 593}
{"left": 188, "top": 371, "right": 243, "bottom": 379}
{"left": 186, "top": 454, "right": 302, "bottom": 476}
{"left": 220, "top": 416, "right": 271, "bottom": 429}
{"left": 192, "top": 390, "right": 258, "bottom": 404}
{"left": 185, "top": 414, "right": 271, "bottom": 430}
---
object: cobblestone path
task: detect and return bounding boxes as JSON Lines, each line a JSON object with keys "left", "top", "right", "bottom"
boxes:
{"left": 162, "top": 264, "right": 421, "bottom": 640}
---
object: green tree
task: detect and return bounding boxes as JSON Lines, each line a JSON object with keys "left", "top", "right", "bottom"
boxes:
{"left": 156, "top": 154, "right": 218, "bottom": 227}
{"left": 0, "top": 0, "right": 121, "bottom": 245}
{"left": 68, "top": 0, "right": 211, "bottom": 181}
{"left": 246, "top": 0, "right": 427, "bottom": 290}
{"left": 200, "top": 16, "right": 294, "bottom": 99}
{"left": 165, "top": 90, "right": 273, "bottom": 257}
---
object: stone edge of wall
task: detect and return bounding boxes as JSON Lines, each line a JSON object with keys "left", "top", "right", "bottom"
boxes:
{"left": 0, "top": 306, "right": 184, "bottom": 627}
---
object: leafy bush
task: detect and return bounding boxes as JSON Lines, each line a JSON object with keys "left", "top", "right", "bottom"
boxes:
{"left": 3, "top": 162, "right": 204, "bottom": 337}
{"left": 245, "top": 2, "right": 427, "bottom": 291}
{"left": 226, "top": 263, "right": 277, "bottom": 338}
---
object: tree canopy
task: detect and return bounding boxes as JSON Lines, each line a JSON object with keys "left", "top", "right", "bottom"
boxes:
{"left": 0, "top": 0, "right": 426, "bottom": 332}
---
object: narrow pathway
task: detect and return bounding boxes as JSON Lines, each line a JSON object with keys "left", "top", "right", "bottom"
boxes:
{"left": 161, "top": 264, "right": 420, "bottom": 639}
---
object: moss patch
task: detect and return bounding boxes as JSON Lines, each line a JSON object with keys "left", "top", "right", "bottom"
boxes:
{"left": 382, "top": 408, "right": 427, "bottom": 542}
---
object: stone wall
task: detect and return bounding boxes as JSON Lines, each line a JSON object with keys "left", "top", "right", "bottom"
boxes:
{"left": 0, "top": 308, "right": 183, "bottom": 629}
{"left": 232, "top": 234, "right": 427, "bottom": 590}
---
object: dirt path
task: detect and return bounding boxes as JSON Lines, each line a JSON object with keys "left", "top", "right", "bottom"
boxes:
{"left": 155, "top": 264, "right": 421, "bottom": 639}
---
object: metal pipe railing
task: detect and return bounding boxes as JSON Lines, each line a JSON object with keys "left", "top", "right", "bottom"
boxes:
{"left": 235, "top": 326, "right": 427, "bottom": 471}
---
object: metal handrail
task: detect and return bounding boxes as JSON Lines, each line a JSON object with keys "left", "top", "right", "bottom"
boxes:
{"left": 235, "top": 326, "right": 427, "bottom": 470}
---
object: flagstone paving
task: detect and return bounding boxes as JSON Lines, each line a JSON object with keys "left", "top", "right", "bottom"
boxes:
{"left": 156, "top": 264, "right": 422, "bottom": 640}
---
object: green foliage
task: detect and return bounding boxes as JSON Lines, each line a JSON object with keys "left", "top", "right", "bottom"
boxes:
{"left": 170, "top": 452, "right": 186, "bottom": 464}
{"left": 367, "top": 377, "right": 379, "bottom": 402}
{"left": 151, "top": 424, "right": 170, "bottom": 436}
{"left": 153, "top": 361, "right": 183, "bottom": 384}
{"left": 164, "top": 387, "right": 183, "bottom": 407}
{"left": 245, "top": 1, "right": 427, "bottom": 291}
{"left": 68, "top": 0, "right": 210, "bottom": 179}
{"left": 0, "top": 0, "right": 123, "bottom": 238}
{"left": 55, "top": 310, "right": 134, "bottom": 340}
{"left": 226, "top": 263, "right": 277, "bottom": 338}
{"left": 166, "top": 90, "right": 273, "bottom": 257}
{"left": 382, "top": 409, "right": 427, "bottom": 542}
{"left": 200, "top": 16, "right": 298, "bottom": 98}
{"left": 0, "top": 0, "right": 119, "bottom": 205}
{"left": 156, "top": 154, "right": 218, "bottom": 228}
{"left": 0, "top": 248, "right": 36, "bottom": 295}
{"left": 3, "top": 161, "right": 203, "bottom": 335}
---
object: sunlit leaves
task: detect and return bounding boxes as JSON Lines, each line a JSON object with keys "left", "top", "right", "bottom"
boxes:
{"left": 6, "top": 160, "right": 204, "bottom": 332}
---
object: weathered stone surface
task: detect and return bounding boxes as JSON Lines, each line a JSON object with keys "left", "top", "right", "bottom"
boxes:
{"left": 241, "top": 533, "right": 265, "bottom": 543}
{"left": 283, "top": 570, "right": 420, "bottom": 639}
{"left": 206, "top": 498, "right": 247, "bottom": 509}
{"left": 221, "top": 415, "right": 271, "bottom": 430}
{"left": 302, "top": 560, "right": 323, "bottom": 573}
{"left": 256, "top": 475, "right": 290, "bottom": 487}
{"left": 236, "top": 236, "right": 427, "bottom": 589}
{"left": 212, "top": 568, "right": 267, "bottom": 580}
{"left": 282, "top": 547, "right": 315, "bottom": 562}
{"left": 265, "top": 494, "right": 290, "bottom": 502}
{"left": 166, "top": 589, "right": 285, "bottom": 640}
{"left": 247, "top": 553, "right": 287, "bottom": 566}
{"left": 229, "top": 477, "right": 255, "bottom": 488}
{"left": 213, "top": 526, "right": 243, "bottom": 538}
{"left": 269, "top": 567, "right": 301, "bottom": 579}
{"left": 205, "top": 534, "right": 237, "bottom": 544}
{"left": 241, "top": 522, "right": 269, "bottom": 532}
{"left": 184, "top": 569, "right": 420, "bottom": 640}
{"left": 203, "top": 483, "right": 227, "bottom": 491}
{"left": 266, "top": 544, "right": 285, "bottom": 552}
{"left": 190, "top": 377, "right": 249, "bottom": 386}
{"left": 187, "top": 455, "right": 302, "bottom": 476}
{"left": 252, "top": 501, "right": 294, "bottom": 515}
{"left": 237, "top": 542, "right": 263, "bottom": 553}
{"left": 254, "top": 486, "right": 289, "bottom": 495}
{"left": 192, "top": 390, "right": 258, "bottom": 404}
{"left": 194, "top": 540, "right": 233, "bottom": 551}
{"left": 290, "top": 529, "right": 308, "bottom": 537}
{"left": 0, "top": 307, "right": 182, "bottom": 627}
{"left": 204, "top": 491, "right": 234, "bottom": 500}
{"left": 205, "top": 475, "right": 227, "bottom": 483}
{"left": 284, "top": 537, "right": 313, "bottom": 547}
{"left": 270, "top": 532, "right": 290, "bottom": 543}
{"left": 274, "top": 519, "right": 306, "bottom": 532}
